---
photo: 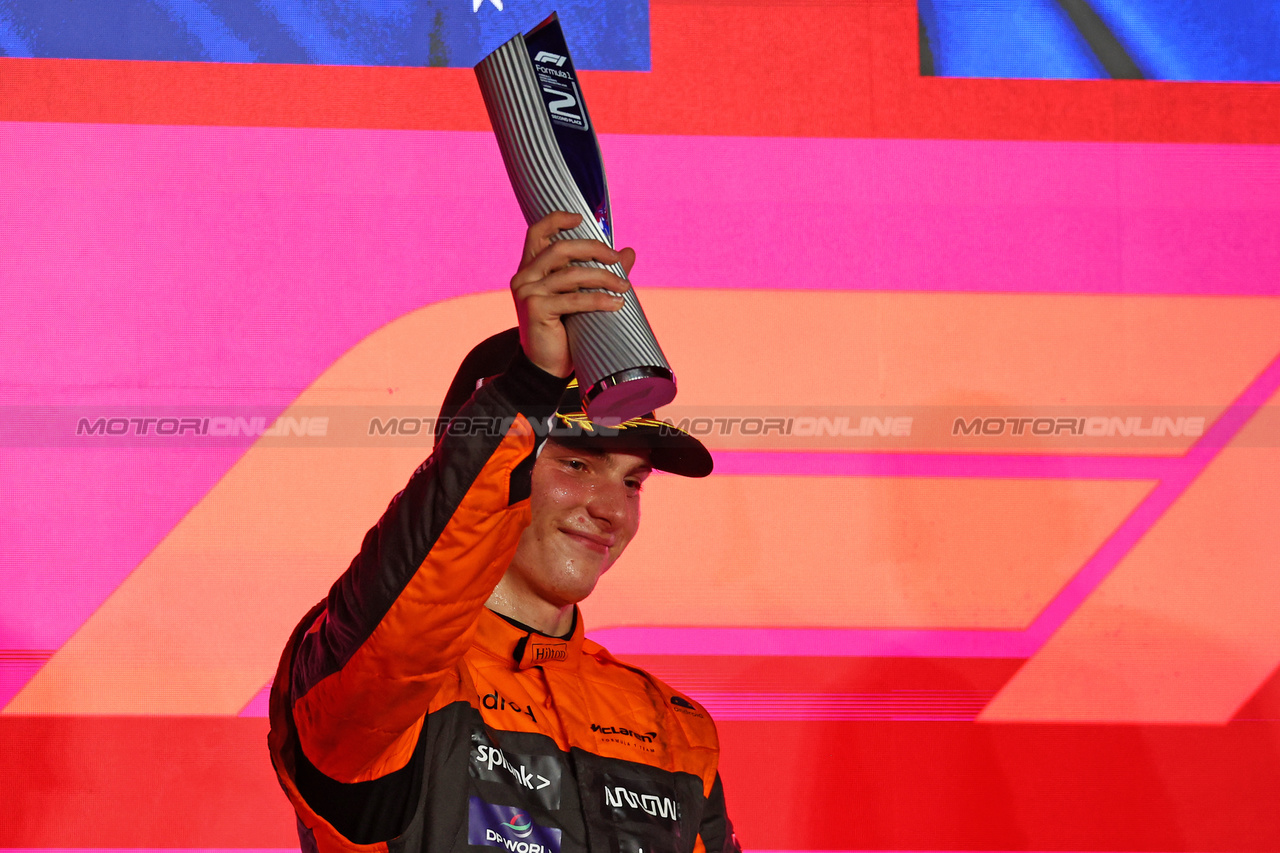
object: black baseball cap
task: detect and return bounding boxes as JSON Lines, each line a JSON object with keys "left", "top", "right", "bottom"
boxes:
{"left": 436, "top": 328, "right": 712, "bottom": 478}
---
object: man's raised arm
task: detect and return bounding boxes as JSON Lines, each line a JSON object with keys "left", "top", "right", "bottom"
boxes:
{"left": 267, "top": 212, "right": 634, "bottom": 838}
{"left": 279, "top": 348, "right": 570, "bottom": 783}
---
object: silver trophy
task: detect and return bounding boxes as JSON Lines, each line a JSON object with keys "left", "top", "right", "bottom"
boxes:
{"left": 475, "top": 14, "right": 677, "bottom": 424}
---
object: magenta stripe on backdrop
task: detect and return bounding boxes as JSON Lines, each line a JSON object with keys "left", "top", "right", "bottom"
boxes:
{"left": 1021, "top": 354, "right": 1280, "bottom": 644}
{"left": 0, "top": 849, "right": 1209, "bottom": 853}
{"left": 708, "top": 452, "right": 1179, "bottom": 479}
{"left": 586, "top": 627, "right": 1038, "bottom": 659}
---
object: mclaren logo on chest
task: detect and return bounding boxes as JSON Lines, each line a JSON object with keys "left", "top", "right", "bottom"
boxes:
{"left": 590, "top": 723, "right": 656, "bottom": 743}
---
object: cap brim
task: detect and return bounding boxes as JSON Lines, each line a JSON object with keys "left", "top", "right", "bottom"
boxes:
{"left": 550, "top": 423, "right": 714, "bottom": 479}
{"left": 440, "top": 327, "right": 714, "bottom": 478}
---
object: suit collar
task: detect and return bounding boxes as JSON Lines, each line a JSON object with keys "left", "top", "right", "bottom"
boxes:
{"left": 476, "top": 607, "right": 585, "bottom": 670}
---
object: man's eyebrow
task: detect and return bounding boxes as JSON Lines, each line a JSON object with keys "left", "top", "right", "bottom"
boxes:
{"left": 557, "top": 443, "right": 653, "bottom": 473}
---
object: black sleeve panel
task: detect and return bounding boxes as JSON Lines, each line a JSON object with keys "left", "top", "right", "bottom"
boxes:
{"left": 281, "top": 348, "right": 568, "bottom": 840}
{"left": 291, "top": 718, "right": 428, "bottom": 844}
{"left": 699, "top": 774, "right": 741, "bottom": 853}
{"left": 290, "top": 348, "right": 569, "bottom": 703}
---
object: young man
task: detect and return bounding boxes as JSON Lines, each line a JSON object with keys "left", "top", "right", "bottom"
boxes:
{"left": 268, "top": 212, "right": 738, "bottom": 853}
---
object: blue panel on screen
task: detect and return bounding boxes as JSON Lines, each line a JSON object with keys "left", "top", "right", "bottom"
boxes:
{"left": 1088, "top": 0, "right": 1280, "bottom": 81}
{"left": 919, "top": 0, "right": 1280, "bottom": 82}
{"left": 0, "top": 0, "right": 650, "bottom": 70}
{"left": 919, "top": 0, "right": 1106, "bottom": 79}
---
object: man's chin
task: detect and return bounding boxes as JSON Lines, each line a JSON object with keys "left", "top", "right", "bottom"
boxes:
{"left": 539, "top": 564, "right": 607, "bottom": 609}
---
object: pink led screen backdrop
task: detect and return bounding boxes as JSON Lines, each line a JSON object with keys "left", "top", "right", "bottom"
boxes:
{"left": 2, "top": 0, "right": 1280, "bottom": 848}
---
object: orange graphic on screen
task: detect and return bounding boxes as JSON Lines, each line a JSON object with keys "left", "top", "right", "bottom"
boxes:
{"left": 6, "top": 289, "right": 1280, "bottom": 722}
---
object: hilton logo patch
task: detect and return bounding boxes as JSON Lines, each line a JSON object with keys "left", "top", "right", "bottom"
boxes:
{"left": 519, "top": 635, "right": 569, "bottom": 668}
{"left": 531, "top": 645, "right": 566, "bottom": 663}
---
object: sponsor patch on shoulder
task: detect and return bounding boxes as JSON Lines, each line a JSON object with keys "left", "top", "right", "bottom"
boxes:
{"left": 468, "top": 798, "right": 562, "bottom": 853}
{"left": 669, "top": 695, "right": 704, "bottom": 717}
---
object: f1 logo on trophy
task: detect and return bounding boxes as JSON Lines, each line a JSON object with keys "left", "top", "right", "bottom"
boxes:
{"left": 476, "top": 15, "right": 678, "bottom": 425}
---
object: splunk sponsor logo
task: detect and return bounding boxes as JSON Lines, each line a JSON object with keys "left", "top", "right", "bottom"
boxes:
{"left": 468, "top": 797, "right": 562, "bottom": 853}
{"left": 470, "top": 731, "right": 563, "bottom": 808}
{"left": 474, "top": 744, "right": 555, "bottom": 792}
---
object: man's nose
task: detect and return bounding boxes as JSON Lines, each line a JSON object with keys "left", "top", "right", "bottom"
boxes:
{"left": 585, "top": 479, "right": 628, "bottom": 527}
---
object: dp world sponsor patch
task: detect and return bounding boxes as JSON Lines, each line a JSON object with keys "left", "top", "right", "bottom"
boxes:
{"left": 468, "top": 797, "right": 563, "bottom": 853}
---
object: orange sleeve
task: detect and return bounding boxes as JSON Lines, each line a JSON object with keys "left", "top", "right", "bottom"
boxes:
{"left": 276, "top": 351, "right": 569, "bottom": 783}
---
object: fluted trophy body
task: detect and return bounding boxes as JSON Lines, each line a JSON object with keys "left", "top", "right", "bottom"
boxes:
{"left": 475, "top": 15, "right": 677, "bottom": 424}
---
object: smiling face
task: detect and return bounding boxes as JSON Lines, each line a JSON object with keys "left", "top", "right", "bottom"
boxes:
{"left": 495, "top": 439, "right": 652, "bottom": 630}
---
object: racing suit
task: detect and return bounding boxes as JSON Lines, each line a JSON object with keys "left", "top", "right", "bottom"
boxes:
{"left": 268, "top": 351, "right": 739, "bottom": 853}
